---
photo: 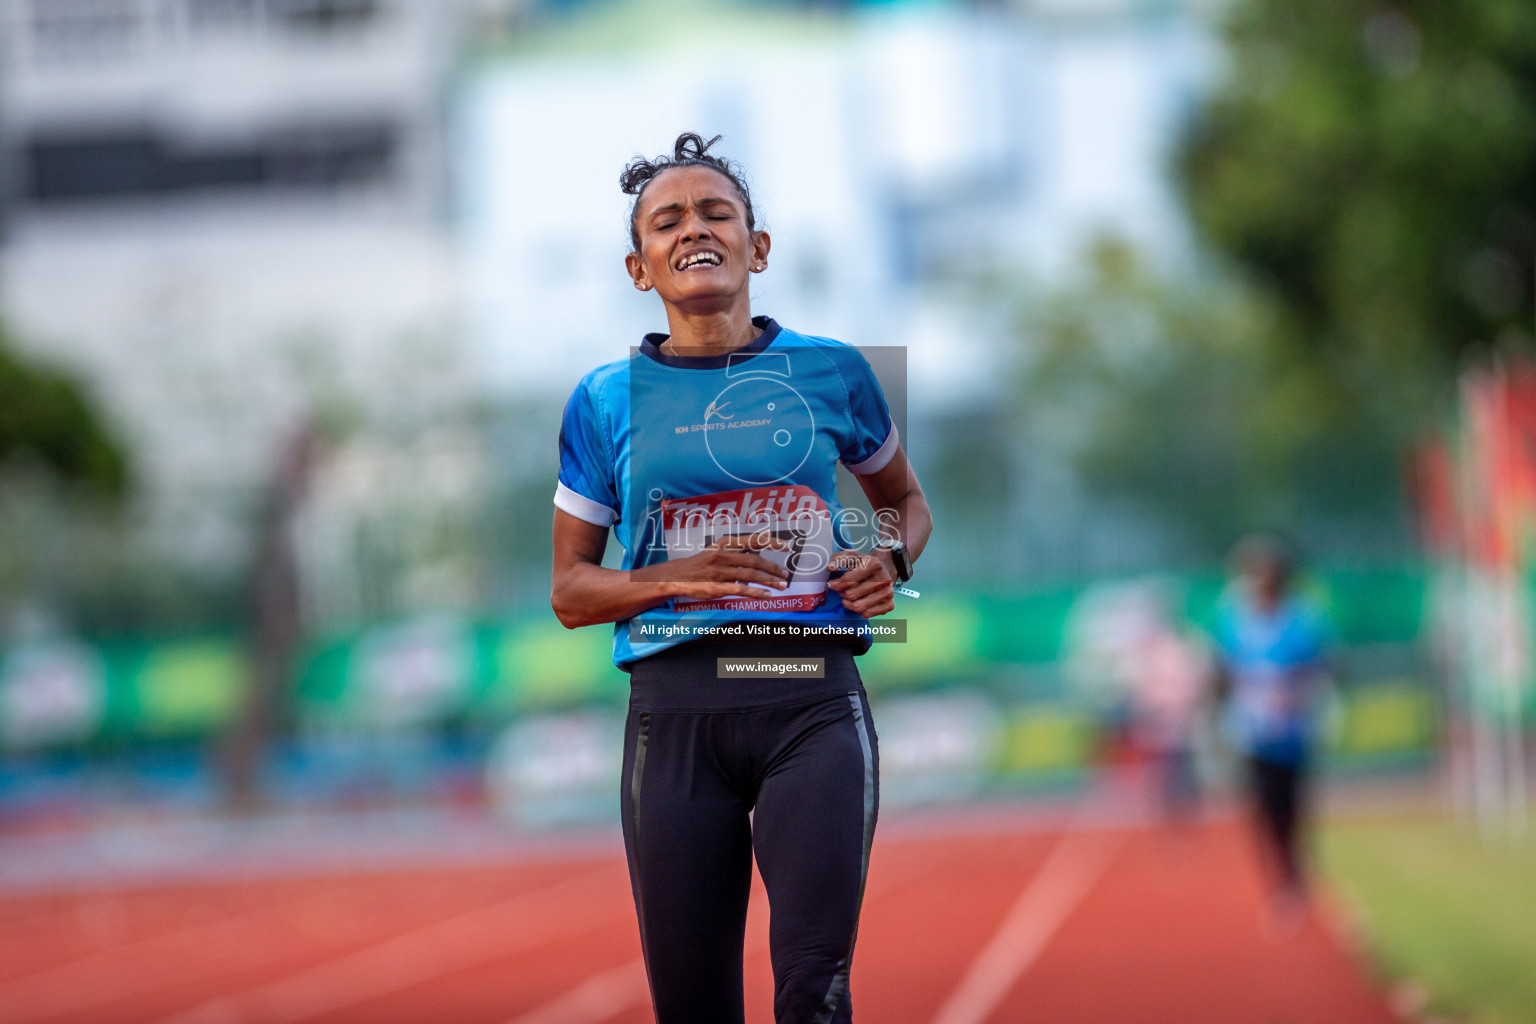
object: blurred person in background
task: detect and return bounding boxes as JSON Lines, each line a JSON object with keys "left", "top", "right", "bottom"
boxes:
{"left": 549, "top": 133, "right": 931, "bottom": 1024}
{"left": 1213, "top": 533, "right": 1331, "bottom": 923}
{"left": 1125, "top": 582, "right": 1210, "bottom": 825}
{"left": 1063, "top": 578, "right": 1210, "bottom": 823}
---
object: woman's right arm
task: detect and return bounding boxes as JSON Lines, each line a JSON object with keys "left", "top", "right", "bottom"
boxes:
{"left": 551, "top": 509, "right": 792, "bottom": 628}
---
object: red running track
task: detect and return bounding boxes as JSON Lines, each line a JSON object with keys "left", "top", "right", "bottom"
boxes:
{"left": 0, "top": 818, "right": 1396, "bottom": 1024}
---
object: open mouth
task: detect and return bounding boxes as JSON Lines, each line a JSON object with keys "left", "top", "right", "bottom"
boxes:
{"left": 675, "top": 250, "right": 724, "bottom": 271}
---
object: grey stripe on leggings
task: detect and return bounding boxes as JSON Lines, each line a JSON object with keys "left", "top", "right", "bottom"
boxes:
{"left": 811, "top": 693, "right": 876, "bottom": 1024}
{"left": 630, "top": 712, "right": 656, "bottom": 1008}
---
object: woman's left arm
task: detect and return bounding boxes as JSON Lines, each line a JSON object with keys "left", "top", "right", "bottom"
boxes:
{"left": 827, "top": 445, "right": 933, "bottom": 617}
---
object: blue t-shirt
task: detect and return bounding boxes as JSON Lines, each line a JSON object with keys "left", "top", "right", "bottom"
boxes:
{"left": 1215, "top": 592, "right": 1330, "bottom": 765}
{"left": 555, "top": 317, "right": 899, "bottom": 667}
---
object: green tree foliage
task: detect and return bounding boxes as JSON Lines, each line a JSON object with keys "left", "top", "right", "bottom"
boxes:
{"left": 0, "top": 326, "right": 126, "bottom": 493}
{"left": 1179, "top": 0, "right": 1536, "bottom": 375}
{"left": 1021, "top": 242, "right": 1409, "bottom": 559}
{"left": 1020, "top": 0, "right": 1533, "bottom": 563}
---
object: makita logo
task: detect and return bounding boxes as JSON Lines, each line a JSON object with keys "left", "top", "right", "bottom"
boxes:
{"left": 660, "top": 486, "right": 824, "bottom": 531}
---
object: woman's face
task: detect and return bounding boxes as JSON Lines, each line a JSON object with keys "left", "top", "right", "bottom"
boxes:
{"left": 625, "top": 165, "right": 769, "bottom": 312}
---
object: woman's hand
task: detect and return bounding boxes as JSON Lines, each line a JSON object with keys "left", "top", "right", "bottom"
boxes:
{"left": 827, "top": 549, "right": 896, "bottom": 618}
{"left": 636, "top": 532, "right": 791, "bottom": 602}
{"left": 554, "top": 513, "right": 794, "bottom": 627}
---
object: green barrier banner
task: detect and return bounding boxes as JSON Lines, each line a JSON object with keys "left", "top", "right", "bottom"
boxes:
{"left": 0, "top": 570, "right": 1448, "bottom": 764}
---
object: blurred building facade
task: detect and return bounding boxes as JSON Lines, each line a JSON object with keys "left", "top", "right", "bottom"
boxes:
{"left": 460, "top": 2, "right": 1210, "bottom": 404}
{"left": 0, "top": 0, "right": 480, "bottom": 623}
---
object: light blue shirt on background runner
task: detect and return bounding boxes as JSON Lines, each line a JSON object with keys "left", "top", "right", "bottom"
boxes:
{"left": 1215, "top": 592, "right": 1331, "bottom": 766}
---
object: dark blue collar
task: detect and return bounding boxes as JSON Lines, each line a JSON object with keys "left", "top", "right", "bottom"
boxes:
{"left": 639, "top": 315, "right": 782, "bottom": 369}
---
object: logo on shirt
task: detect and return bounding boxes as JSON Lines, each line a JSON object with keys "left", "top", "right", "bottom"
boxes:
{"left": 699, "top": 351, "right": 817, "bottom": 486}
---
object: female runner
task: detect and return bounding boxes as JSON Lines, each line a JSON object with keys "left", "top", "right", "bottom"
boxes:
{"left": 550, "top": 133, "right": 931, "bottom": 1024}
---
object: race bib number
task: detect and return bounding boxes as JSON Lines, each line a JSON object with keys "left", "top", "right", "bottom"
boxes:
{"left": 661, "top": 485, "right": 833, "bottom": 613}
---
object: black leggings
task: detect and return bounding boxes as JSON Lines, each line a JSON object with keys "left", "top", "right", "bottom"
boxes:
{"left": 621, "top": 642, "right": 879, "bottom": 1024}
{"left": 1246, "top": 755, "right": 1308, "bottom": 890}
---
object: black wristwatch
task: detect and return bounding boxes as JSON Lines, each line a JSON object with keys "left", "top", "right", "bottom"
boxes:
{"left": 876, "top": 538, "right": 913, "bottom": 584}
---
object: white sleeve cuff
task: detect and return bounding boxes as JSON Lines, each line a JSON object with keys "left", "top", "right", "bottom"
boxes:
{"left": 844, "top": 422, "right": 899, "bottom": 475}
{"left": 554, "top": 481, "right": 618, "bottom": 527}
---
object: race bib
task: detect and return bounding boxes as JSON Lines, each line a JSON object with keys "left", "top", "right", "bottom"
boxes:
{"left": 661, "top": 484, "right": 833, "bottom": 613}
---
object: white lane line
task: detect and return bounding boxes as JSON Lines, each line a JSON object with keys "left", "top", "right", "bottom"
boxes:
{"left": 503, "top": 875, "right": 780, "bottom": 1024}
{"left": 0, "top": 903, "right": 285, "bottom": 1021}
{"left": 502, "top": 958, "right": 650, "bottom": 1024}
{"left": 927, "top": 828, "right": 1123, "bottom": 1024}
{"left": 0, "top": 884, "right": 388, "bottom": 1023}
{"left": 501, "top": 894, "right": 768, "bottom": 1024}
{"left": 503, "top": 864, "right": 783, "bottom": 1024}
{"left": 154, "top": 865, "right": 622, "bottom": 1024}
{"left": 503, "top": 891, "right": 772, "bottom": 1024}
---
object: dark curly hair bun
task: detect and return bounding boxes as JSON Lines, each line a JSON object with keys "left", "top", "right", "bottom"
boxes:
{"left": 620, "top": 132, "right": 757, "bottom": 251}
